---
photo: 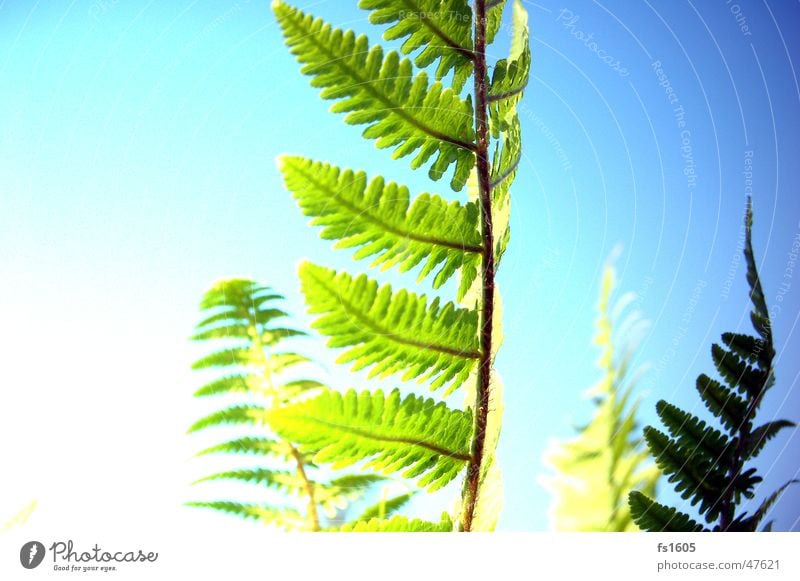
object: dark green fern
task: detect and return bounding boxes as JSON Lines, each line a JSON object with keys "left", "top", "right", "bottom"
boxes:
{"left": 270, "top": 0, "right": 530, "bottom": 531}
{"left": 187, "top": 279, "right": 409, "bottom": 530}
{"left": 629, "top": 200, "right": 797, "bottom": 532}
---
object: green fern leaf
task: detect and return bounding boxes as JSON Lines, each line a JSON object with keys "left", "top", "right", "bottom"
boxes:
{"left": 744, "top": 420, "right": 795, "bottom": 460}
{"left": 486, "top": 0, "right": 508, "bottom": 45}
{"left": 696, "top": 374, "right": 748, "bottom": 433}
{"left": 488, "top": 0, "right": 530, "bottom": 138}
{"left": 193, "top": 374, "right": 252, "bottom": 397}
{"left": 490, "top": 115, "right": 521, "bottom": 204}
{"left": 196, "top": 437, "right": 289, "bottom": 458}
{"left": 267, "top": 388, "right": 473, "bottom": 491}
{"left": 655, "top": 400, "right": 730, "bottom": 462}
{"left": 193, "top": 468, "right": 308, "bottom": 495}
{"left": 279, "top": 156, "right": 482, "bottom": 288}
{"left": 543, "top": 264, "right": 658, "bottom": 531}
{"left": 335, "top": 512, "right": 453, "bottom": 532}
{"left": 188, "top": 405, "right": 266, "bottom": 433}
{"left": 186, "top": 502, "right": 306, "bottom": 530}
{"left": 358, "top": 0, "right": 474, "bottom": 91}
{"left": 356, "top": 491, "right": 415, "bottom": 521}
{"left": 630, "top": 200, "right": 797, "bottom": 531}
{"left": 299, "top": 262, "right": 480, "bottom": 392}
{"left": 711, "top": 343, "right": 765, "bottom": 399}
{"left": 273, "top": 1, "right": 476, "bottom": 190}
{"left": 628, "top": 491, "right": 705, "bottom": 532}
{"left": 732, "top": 479, "right": 799, "bottom": 531}
{"left": 721, "top": 332, "right": 770, "bottom": 368}
{"left": 191, "top": 347, "right": 252, "bottom": 370}
{"left": 643, "top": 427, "right": 727, "bottom": 521}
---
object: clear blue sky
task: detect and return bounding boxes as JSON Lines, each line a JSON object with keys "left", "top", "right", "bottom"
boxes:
{"left": 1, "top": 0, "right": 798, "bottom": 532}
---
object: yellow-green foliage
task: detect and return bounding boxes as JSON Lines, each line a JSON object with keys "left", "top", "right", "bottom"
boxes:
{"left": 187, "top": 279, "right": 411, "bottom": 531}
{"left": 542, "top": 264, "right": 659, "bottom": 531}
{"left": 270, "top": 0, "right": 531, "bottom": 531}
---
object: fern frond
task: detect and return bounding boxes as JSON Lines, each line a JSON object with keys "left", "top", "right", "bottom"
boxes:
{"left": 279, "top": 156, "right": 482, "bottom": 288}
{"left": 191, "top": 347, "right": 252, "bottom": 370}
{"left": 543, "top": 263, "right": 658, "bottom": 531}
{"left": 358, "top": 0, "right": 474, "bottom": 91}
{"left": 186, "top": 502, "right": 306, "bottom": 530}
{"left": 335, "top": 512, "right": 453, "bottom": 532}
{"left": 630, "top": 200, "right": 797, "bottom": 531}
{"left": 300, "top": 262, "right": 480, "bottom": 392}
{"left": 628, "top": 491, "right": 705, "bottom": 532}
{"left": 273, "top": 1, "right": 476, "bottom": 190}
{"left": 489, "top": 116, "right": 521, "bottom": 204}
{"left": 196, "top": 437, "right": 290, "bottom": 458}
{"left": 189, "top": 277, "right": 388, "bottom": 531}
{"left": 356, "top": 491, "right": 414, "bottom": 521}
{"left": 486, "top": 0, "right": 508, "bottom": 45}
{"left": 188, "top": 405, "right": 266, "bottom": 433}
{"left": 731, "top": 480, "right": 799, "bottom": 531}
{"left": 193, "top": 468, "right": 307, "bottom": 495}
{"left": 488, "top": 0, "right": 530, "bottom": 137}
{"left": 655, "top": 401, "right": 729, "bottom": 462}
{"left": 267, "top": 388, "right": 473, "bottom": 491}
{"left": 643, "top": 427, "right": 727, "bottom": 521}
{"left": 711, "top": 342, "right": 766, "bottom": 399}
{"left": 744, "top": 420, "right": 795, "bottom": 461}
{"left": 695, "top": 373, "right": 748, "bottom": 434}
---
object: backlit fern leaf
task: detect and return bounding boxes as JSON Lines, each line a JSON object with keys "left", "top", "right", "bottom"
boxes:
{"left": 188, "top": 279, "right": 386, "bottom": 530}
{"left": 300, "top": 263, "right": 480, "bottom": 392}
{"left": 542, "top": 263, "right": 659, "bottom": 531}
{"left": 273, "top": 0, "right": 530, "bottom": 530}
{"left": 335, "top": 512, "right": 454, "bottom": 532}
{"left": 267, "top": 388, "right": 473, "bottom": 491}
{"left": 358, "top": 0, "right": 474, "bottom": 91}
{"left": 279, "top": 155, "right": 482, "bottom": 290}
{"left": 630, "top": 200, "right": 797, "bottom": 531}
{"left": 274, "top": 1, "right": 476, "bottom": 191}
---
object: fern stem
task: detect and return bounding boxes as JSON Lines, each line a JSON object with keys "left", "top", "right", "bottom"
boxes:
{"left": 461, "top": 0, "right": 495, "bottom": 533}
{"left": 289, "top": 445, "right": 320, "bottom": 531}
{"left": 251, "top": 313, "right": 321, "bottom": 531}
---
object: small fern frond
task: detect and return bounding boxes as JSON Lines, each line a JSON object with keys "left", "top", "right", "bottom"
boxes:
{"left": 273, "top": 1, "right": 477, "bottom": 190}
{"left": 196, "top": 437, "right": 290, "bottom": 459}
{"left": 300, "top": 262, "right": 480, "bottom": 392}
{"left": 335, "top": 512, "right": 454, "bottom": 532}
{"left": 745, "top": 420, "right": 796, "bottom": 461}
{"left": 188, "top": 405, "right": 266, "bottom": 433}
{"left": 488, "top": 0, "right": 530, "bottom": 138}
{"left": 356, "top": 491, "right": 415, "bottom": 521}
{"left": 628, "top": 491, "right": 704, "bottom": 532}
{"left": 655, "top": 401, "right": 730, "bottom": 463}
{"left": 267, "top": 388, "right": 473, "bottom": 491}
{"left": 193, "top": 468, "right": 307, "bottom": 495}
{"left": 189, "top": 278, "right": 386, "bottom": 531}
{"left": 358, "top": 0, "right": 474, "bottom": 91}
{"left": 186, "top": 502, "right": 306, "bottom": 530}
{"left": 279, "top": 156, "right": 482, "bottom": 288}
{"left": 542, "top": 263, "right": 658, "bottom": 531}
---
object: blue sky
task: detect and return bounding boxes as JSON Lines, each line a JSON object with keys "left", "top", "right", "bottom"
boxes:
{"left": 1, "top": 0, "right": 799, "bottom": 533}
